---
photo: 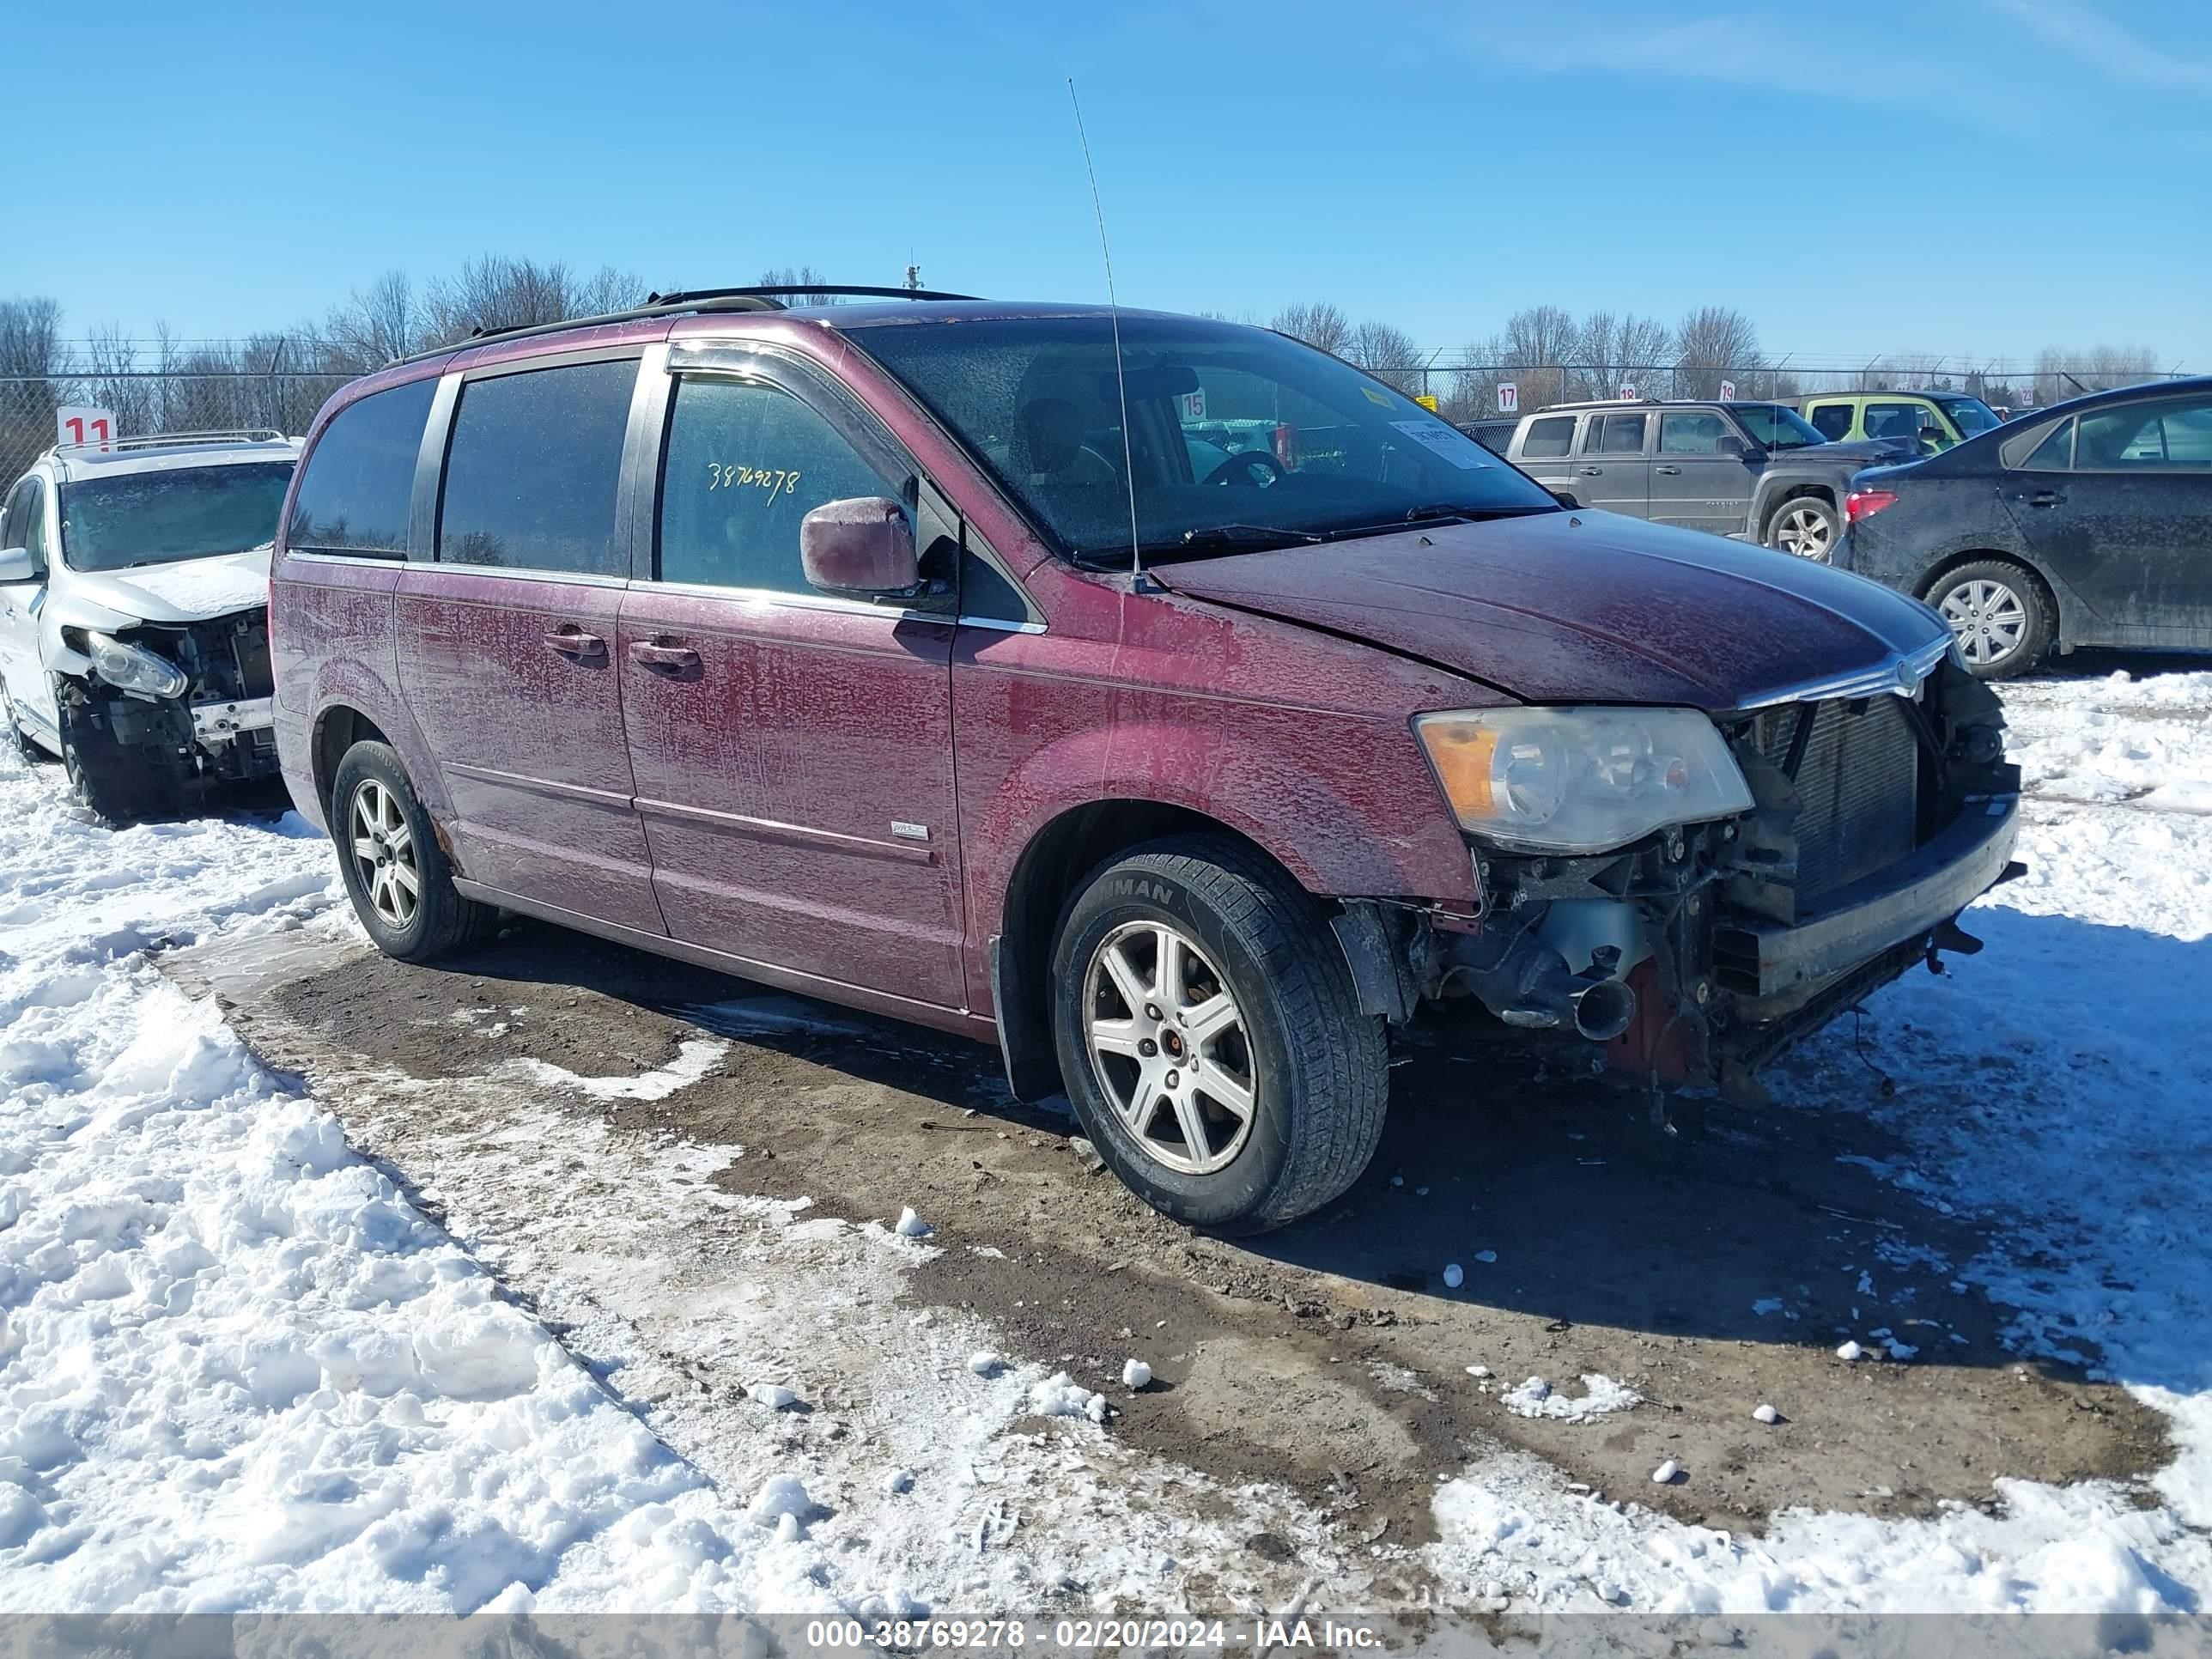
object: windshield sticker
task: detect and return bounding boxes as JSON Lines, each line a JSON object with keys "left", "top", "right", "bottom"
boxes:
{"left": 1360, "top": 386, "right": 1393, "bottom": 408}
{"left": 708, "top": 462, "right": 801, "bottom": 498}
{"left": 1389, "top": 420, "right": 1492, "bottom": 470}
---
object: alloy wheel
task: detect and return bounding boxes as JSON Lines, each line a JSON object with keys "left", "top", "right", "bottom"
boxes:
{"left": 1083, "top": 920, "right": 1258, "bottom": 1176}
{"left": 349, "top": 778, "right": 421, "bottom": 930}
{"left": 1938, "top": 578, "right": 2027, "bottom": 667}
{"left": 1774, "top": 507, "right": 1833, "bottom": 558}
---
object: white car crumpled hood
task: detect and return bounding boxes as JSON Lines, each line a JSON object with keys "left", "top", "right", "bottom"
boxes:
{"left": 63, "top": 547, "right": 271, "bottom": 625}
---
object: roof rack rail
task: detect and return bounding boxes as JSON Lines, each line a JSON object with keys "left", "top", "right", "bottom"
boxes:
{"left": 1536, "top": 397, "right": 1664, "bottom": 410}
{"left": 391, "top": 284, "right": 982, "bottom": 368}
{"left": 54, "top": 428, "right": 289, "bottom": 456}
{"left": 646, "top": 284, "right": 981, "bottom": 306}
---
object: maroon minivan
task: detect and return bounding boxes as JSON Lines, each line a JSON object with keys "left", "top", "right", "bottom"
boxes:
{"left": 270, "top": 289, "right": 2021, "bottom": 1231}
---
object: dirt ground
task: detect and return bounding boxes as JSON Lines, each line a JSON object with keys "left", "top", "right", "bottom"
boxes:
{"left": 164, "top": 914, "right": 2166, "bottom": 1577}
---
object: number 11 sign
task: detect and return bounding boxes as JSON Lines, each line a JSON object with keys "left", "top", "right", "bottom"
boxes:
{"left": 58, "top": 406, "right": 118, "bottom": 452}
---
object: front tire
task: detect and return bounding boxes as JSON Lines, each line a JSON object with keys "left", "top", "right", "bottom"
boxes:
{"left": 331, "top": 740, "right": 494, "bottom": 962}
{"left": 1049, "top": 834, "right": 1387, "bottom": 1234}
{"left": 1764, "top": 495, "right": 1839, "bottom": 560}
{"left": 57, "top": 681, "right": 186, "bottom": 824}
{"left": 1925, "top": 559, "right": 2052, "bottom": 680}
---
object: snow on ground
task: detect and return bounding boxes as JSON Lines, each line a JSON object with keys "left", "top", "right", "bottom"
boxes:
{"left": 6, "top": 663, "right": 2212, "bottom": 1617}
{"left": 1430, "top": 665, "right": 2212, "bottom": 1613}
{"left": 0, "top": 762, "right": 815, "bottom": 1612}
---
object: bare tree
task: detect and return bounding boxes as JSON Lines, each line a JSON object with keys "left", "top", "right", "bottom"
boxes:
{"left": 1673, "top": 306, "right": 1761, "bottom": 398}
{"left": 1571, "top": 310, "right": 1672, "bottom": 402}
{"left": 418, "top": 256, "right": 641, "bottom": 347}
{"left": 319, "top": 270, "right": 420, "bottom": 368}
{"left": 1268, "top": 301, "right": 1352, "bottom": 357}
{"left": 2033, "top": 344, "right": 2159, "bottom": 402}
{"left": 1346, "top": 319, "right": 1427, "bottom": 395}
{"left": 0, "top": 297, "right": 66, "bottom": 480}
{"left": 757, "top": 265, "right": 835, "bottom": 306}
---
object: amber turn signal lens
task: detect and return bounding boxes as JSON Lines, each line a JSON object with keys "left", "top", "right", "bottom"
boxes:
{"left": 1419, "top": 722, "right": 1497, "bottom": 825}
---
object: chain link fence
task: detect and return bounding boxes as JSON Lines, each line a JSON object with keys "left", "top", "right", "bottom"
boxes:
{"left": 3, "top": 357, "right": 2197, "bottom": 494}
{"left": 0, "top": 367, "right": 356, "bottom": 489}
{"left": 1359, "top": 362, "right": 2199, "bottom": 424}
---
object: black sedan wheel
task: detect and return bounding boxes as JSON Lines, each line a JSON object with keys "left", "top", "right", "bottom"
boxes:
{"left": 1928, "top": 560, "right": 2053, "bottom": 680}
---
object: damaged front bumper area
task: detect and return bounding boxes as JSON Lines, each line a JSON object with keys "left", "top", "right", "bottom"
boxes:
{"left": 1343, "top": 656, "right": 2023, "bottom": 1093}
{"left": 58, "top": 611, "right": 282, "bottom": 800}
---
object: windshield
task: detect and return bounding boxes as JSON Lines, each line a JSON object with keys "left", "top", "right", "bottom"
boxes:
{"left": 1729, "top": 404, "right": 1828, "bottom": 449}
{"left": 58, "top": 461, "right": 294, "bottom": 574}
{"left": 1936, "top": 396, "right": 2002, "bottom": 436}
{"left": 854, "top": 314, "right": 1559, "bottom": 561}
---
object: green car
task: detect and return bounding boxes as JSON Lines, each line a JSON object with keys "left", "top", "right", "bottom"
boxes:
{"left": 1792, "top": 391, "right": 2003, "bottom": 452}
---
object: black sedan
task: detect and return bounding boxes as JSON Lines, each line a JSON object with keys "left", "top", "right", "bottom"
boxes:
{"left": 1835, "top": 377, "right": 2212, "bottom": 678}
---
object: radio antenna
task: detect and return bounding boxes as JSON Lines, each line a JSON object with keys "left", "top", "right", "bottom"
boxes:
{"left": 1067, "top": 78, "right": 1148, "bottom": 589}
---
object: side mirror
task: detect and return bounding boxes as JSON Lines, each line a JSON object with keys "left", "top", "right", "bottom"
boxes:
{"left": 1715, "top": 434, "right": 1750, "bottom": 459}
{"left": 0, "top": 547, "right": 36, "bottom": 584}
{"left": 799, "top": 497, "right": 920, "bottom": 598}
{"left": 1551, "top": 490, "right": 1581, "bottom": 510}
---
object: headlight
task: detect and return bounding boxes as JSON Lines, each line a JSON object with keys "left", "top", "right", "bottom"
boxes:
{"left": 1415, "top": 706, "right": 1753, "bottom": 854}
{"left": 86, "top": 632, "right": 188, "bottom": 700}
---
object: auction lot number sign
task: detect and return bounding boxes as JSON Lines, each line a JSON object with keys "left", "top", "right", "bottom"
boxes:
{"left": 58, "top": 406, "right": 118, "bottom": 452}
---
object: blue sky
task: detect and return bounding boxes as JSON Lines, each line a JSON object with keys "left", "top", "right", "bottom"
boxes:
{"left": 12, "top": 0, "right": 2210, "bottom": 368}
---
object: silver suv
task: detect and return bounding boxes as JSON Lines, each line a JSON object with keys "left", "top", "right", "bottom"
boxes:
{"left": 1494, "top": 398, "right": 1906, "bottom": 561}
{"left": 0, "top": 430, "right": 299, "bottom": 820}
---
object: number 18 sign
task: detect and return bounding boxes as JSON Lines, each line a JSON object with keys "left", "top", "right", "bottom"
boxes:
{"left": 58, "top": 407, "right": 118, "bottom": 452}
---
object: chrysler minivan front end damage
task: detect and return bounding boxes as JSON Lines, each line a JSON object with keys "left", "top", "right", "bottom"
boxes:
{"left": 1343, "top": 643, "right": 2021, "bottom": 1095}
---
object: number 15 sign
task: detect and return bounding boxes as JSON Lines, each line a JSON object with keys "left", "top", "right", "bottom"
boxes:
{"left": 58, "top": 406, "right": 118, "bottom": 452}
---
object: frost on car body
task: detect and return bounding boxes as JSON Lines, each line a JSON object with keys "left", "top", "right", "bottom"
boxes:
{"left": 265, "top": 291, "right": 2021, "bottom": 1231}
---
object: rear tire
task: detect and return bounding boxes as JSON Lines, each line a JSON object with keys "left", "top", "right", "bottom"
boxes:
{"left": 1049, "top": 834, "right": 1388, "bottom": 1234}
{"left": 2, "top": 684, "right": 45, "bottom": 763}
{"left": 1763, "top": 495, "right": 1839, "bottom": 560}
{"left": 1924, "top": 559, "right": 2052, "bottom": 680}
{"left": 331, "top": 740, "right": 494, "bottom": 962}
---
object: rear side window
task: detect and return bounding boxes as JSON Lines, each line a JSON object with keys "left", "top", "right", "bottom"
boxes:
{"left": 1863, "top": 402, "right": 1923, "bottom": 441}
{"left": 439, "top": 359, "right": 636, "bottom": 575}
{"left": 1521, "top": 417, "right": 1575, "bottom": 459}
{"left": 2019, "top": 419, "right": 2074, "bottom": 471}
{"left": 1594, "top": 413, "right": 1646, "bottom": 454}
{"left": 658, "top": 375, "right": 909, "bottom": 594}
{"left": 1806, "top": 404, "right": 1853, "bottom": 441}
{"left": 289, "top": 377, "right": 435, "bottom": 557}
{"left": 2075, "top": 397, "right": 2212, "bottom": 469}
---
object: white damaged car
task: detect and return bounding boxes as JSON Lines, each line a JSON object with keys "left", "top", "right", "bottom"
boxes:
{"left": 0, "top": 430, "right": 299, "bottom": 821}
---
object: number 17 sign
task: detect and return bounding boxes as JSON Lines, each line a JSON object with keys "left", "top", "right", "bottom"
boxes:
{"left": 58, "top": 406, "right": 118, "bottom": 452}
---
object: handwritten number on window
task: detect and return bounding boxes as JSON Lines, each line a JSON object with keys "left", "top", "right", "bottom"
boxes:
{"left": 707, "top": 462, "right": 801, "bottom": 498}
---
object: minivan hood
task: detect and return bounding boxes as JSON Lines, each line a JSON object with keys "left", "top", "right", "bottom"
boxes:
{"left": 60, "top": 547, "right": 270, "bottom": 625}
{"left": 1151, "top": 512, "right": 1950, "bottom": 709}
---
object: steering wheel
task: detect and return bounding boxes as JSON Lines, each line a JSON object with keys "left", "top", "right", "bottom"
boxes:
{"left": 1200, "top": 450, "right": 1283, "bottom": 488}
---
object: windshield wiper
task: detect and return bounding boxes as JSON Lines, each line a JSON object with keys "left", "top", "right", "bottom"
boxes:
{"left": 1401, "top": 502, "right": 1553, "bottom": 525}
{"left": 1139, "top": 524, "right": 1327, "bottom": 559}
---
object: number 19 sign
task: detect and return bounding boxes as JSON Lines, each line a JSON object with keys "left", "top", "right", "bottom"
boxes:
{"left": 58, "top": 406, "right": 118, "bottom": 452}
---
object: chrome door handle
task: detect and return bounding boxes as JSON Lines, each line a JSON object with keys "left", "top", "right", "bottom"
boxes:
{"left": 543, "top": 628, "right": 606, "bottom": 660}
{"left": 628, "top": 640, "right": 702, "bottom": 674}
{"left": 2026, "top": 490, "right": 2065, "bottom": 507}
{"left": 1577, "top": 466, "right": 1602, "bottom": 476}
{"left": 1656, "top": 465, "right": 1681, "bottom": 475}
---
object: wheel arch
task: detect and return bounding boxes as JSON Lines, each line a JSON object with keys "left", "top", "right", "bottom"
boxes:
{"left": 990, "top": 799, "right": 1313, "bottom": 1103}
{"left": 1914, "top": 549, "right": 2066, "bottom": 647}
{"left": 310, "top": 703, "right": 392, "bottom": 818}
{"left": 1758, "top": 478, "right": 1841, "bottom": 532}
